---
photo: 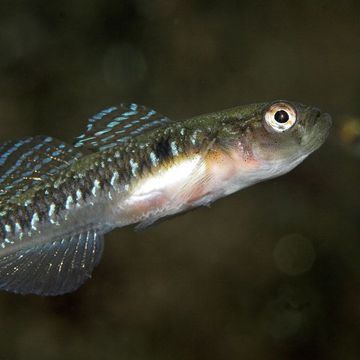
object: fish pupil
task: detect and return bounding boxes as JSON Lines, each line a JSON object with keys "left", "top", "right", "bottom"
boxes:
{"left": 274, "top": 110, "right": 289, "bottom": 123}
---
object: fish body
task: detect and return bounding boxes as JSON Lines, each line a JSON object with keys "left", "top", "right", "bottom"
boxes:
{"left": 0, "top": 100, "right": 331, "bottom": 295}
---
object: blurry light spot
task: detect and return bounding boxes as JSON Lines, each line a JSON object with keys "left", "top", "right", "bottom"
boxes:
{"left": 339, "top": 116, "right": 360, "bottom": 157}
{"left": 340, "top": 117, "right": 360, "bottom": 143}
{"left": 102, "top": 43, "right": 147, "bottom": 92}
{"left": 273, "top": 234, "right": 316, "bottom": 275}
{"left": 263, "top": 300, "right": 304, "bottom": 340}
{"left": 262, "top": 285, "right": 316, "bottom": 340}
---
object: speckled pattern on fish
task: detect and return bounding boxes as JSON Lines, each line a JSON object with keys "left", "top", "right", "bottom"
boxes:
{"left": 0, "top": 100, "right": 331, "bottom": 295}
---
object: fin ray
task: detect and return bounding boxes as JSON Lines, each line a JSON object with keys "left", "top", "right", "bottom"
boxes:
{"left": 0, "top": 229, "right": 104, "bottom": 296}
{"left": 73, "top": 103, "right": 172, "bottom": 151}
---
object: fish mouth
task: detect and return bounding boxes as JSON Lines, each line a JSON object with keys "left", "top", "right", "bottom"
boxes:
{"left": 303, "top": 111, "right": 332, "bottom": 154}
{"left": 318, "top": 112, "right": 332, "bottom": 137}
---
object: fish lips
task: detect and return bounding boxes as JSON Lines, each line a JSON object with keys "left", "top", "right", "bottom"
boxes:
{"left": 315, "top": 111, "right": 332, "bottom": 141}
{"left": 303, "top": 111, "right": 332, "bottom": 153}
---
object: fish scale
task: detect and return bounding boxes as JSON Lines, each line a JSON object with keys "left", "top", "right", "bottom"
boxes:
{"left": 0, "top": 100, "right": 331, "bottom": 295}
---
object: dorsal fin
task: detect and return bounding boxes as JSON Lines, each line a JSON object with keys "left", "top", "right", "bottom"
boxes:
{"left": 73, "top": 103, "right": 172, "bottom": 151}
{"left": 0, "top": 136, "right": 84, "bottom": 201}
{"left": 0, "top": 229, "right": 104, "bottom": 296}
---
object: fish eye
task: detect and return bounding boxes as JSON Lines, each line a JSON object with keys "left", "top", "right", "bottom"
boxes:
{"left": 264, "top": 102, "right": 297, "bottom": 133}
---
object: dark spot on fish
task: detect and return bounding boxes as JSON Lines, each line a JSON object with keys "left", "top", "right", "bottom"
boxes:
{"left": 154, "top": 137, "right": 172, "bottom": 162}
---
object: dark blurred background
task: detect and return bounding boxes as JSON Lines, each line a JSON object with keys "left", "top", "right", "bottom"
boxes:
{"left": 0, "top": 0, "right": 360, "bottom": 359}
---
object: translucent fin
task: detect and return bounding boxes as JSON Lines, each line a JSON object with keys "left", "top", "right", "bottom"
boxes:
{"left": 73, "top": 103, "right": 172, "bottom": 151}
{"left": 0, "top": 136, "right": 84, "bottom": 200}
{"left": 0, "top": 229, "right": 104, "bottom": 296}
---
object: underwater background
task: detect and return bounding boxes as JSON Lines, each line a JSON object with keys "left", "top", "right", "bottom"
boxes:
{"left": 0, "top": 0, "right": 359, "bottom": 359}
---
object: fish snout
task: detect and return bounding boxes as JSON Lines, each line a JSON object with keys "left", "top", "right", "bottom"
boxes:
{"left": 308, "top": 107, "right": 332, "bottom": 131}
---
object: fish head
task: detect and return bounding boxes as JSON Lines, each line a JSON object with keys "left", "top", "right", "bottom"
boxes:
{"left": 216, "top": 100, "right": 332, "bottom": 187}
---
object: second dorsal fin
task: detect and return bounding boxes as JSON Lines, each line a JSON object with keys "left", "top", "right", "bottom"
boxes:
{"left": 73, "top": 103, "right": 172, "bottom": 151}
